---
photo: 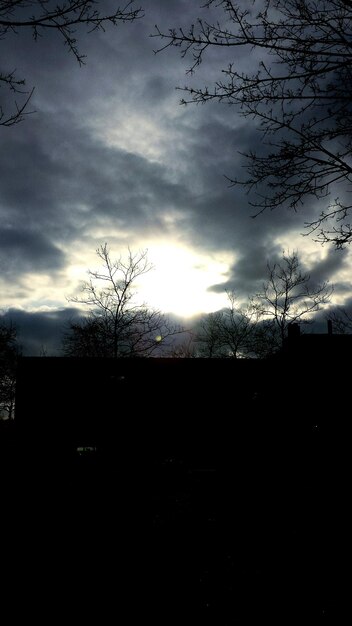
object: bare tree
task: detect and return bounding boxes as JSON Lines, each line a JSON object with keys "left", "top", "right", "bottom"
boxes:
{"left": 196, "top": 311, "right": 226, "bottom": 358}
{"left": 196, "top": 253, "right": 332, "bottom": 357}
{"left": 255, "top": 251, "right": 332, "bottom": 348}
{"left": 0, "top": 322, "right": 20, "bottom": 419}
{"left": 1, "top": 0, "right": 143, "bottom": 126}
{"left": 217, "top": 291, "right": 262, "bottom": 357}
{"left": 167, "top": 333, "right": 197, "bottom": 358}
{"left": 64, "top": 243, "right": 183, "bottom": 357}
{"left": 196, "top": 291, "right": 261, "bottom": 358}
{"left": 155, "top": 1, "right": 352, "bottom": 248}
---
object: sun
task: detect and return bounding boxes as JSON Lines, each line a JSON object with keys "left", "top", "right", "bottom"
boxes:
{"left": 137, "top": 242, "right": 233, "bottom": 318}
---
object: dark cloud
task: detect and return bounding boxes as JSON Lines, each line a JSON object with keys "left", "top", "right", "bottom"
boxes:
{"left": 0, "top": 308, "right": 80, "bottom": 355}
{"left": 209, "top": 243, "right": 283, "bottom": 296}
{"left": 0, "top": 227, "right": 65, "bottom": 278}
{"left": 209, "top": 246, "right": 349, "bottom": 299}
{"left": 0, "top": 111, "right": 192, "bottom": 249}
{"left": 305, "top": 248, "right": 349, "bottom": 289}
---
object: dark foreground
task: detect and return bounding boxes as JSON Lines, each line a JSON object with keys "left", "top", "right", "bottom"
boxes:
{"left": 1, "top": 415, "right": 347, "bottom": 624}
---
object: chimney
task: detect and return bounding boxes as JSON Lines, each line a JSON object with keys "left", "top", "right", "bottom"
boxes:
{"left": 327, "top": 319, "right": 333, "bottom": 335}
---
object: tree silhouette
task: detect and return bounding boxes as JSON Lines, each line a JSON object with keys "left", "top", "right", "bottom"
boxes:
{"left": 196, "top": 292, "right": 261, "bottom": 358}
{"left": 196, "top": 252, "right": 332, "bottom": 357}
{"left": 0, "top": 0, "right": 143, "bottom": 126}
{"left": 64, "top": 244, "right": 182, "bottom": 357}
{"left": 255, "top": 251, "right": 332, "bottom": 349}
{"left": 155, "top": 0, "right": 352, "bottom": 247}
{"left": 0, "top": 322, "right": 20, "bottom": 419}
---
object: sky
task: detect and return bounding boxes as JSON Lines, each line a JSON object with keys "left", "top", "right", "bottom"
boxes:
{"left": 1, "top": 0, "right": 352, "bottom": 354}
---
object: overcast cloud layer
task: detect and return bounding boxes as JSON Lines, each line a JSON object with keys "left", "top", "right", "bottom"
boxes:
{"left": 1, "top": 0, "right": 351, "bottom": 353}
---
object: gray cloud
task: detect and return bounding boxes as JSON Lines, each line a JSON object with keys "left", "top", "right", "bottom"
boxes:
{"left": 0, "top": 226, "right": 65, "bottom": 278}
{"left": 1, "top": 307, "right": 81, "bottom": 355}
{"left": 209, "top": 243, "right": 283, "bottom": 296}
{"left": 305, "top": 249, "right": 349, "bottom": 289}
{"left": 209, "top": 246, "right": 349, "bottom": 299}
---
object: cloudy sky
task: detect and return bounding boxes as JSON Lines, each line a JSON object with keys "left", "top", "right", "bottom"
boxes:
{"left": 1, "top": 0, "right": 351, "bottom": 354}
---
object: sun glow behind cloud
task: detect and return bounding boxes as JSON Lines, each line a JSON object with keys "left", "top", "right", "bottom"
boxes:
{"left": 138, "top": 243, "right": 233, "bottom": 317}
{"left": 9, "top": 241, "right": 232, "bottom": 319}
